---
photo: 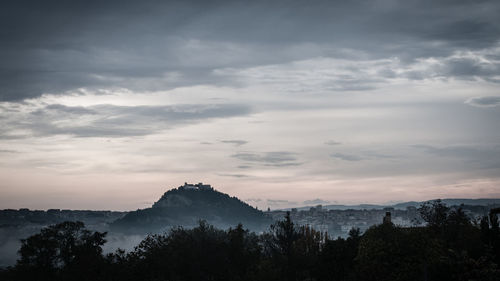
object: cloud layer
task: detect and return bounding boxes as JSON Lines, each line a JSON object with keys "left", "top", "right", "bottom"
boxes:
{"left": 0, "top": 103, "right": 251, "bottom": 139}
{"left": 1, "top": 0, "right": 500, "bottom": 101}
{"left": 1, "top": 0, "right": 500, "bottom": 210}
{"left": 465, "top": 96, "right": 500, "bottom": 107}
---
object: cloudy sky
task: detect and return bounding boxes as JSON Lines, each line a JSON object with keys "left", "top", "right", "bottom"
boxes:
{"left": 1, "top": 0, "right": 500, "bottom": 210}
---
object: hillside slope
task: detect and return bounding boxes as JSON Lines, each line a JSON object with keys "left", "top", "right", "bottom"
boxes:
{"left": 111, "top": 183, "right": 270, "bottom": 233}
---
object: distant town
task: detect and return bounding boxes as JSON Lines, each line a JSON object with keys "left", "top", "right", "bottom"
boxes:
{"left": 266, "top": 203, "right": 497, "bottom": 238}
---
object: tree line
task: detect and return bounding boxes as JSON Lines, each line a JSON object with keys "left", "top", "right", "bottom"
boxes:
{"left": 1, "top": 200, "right": 499, "bottom": 281}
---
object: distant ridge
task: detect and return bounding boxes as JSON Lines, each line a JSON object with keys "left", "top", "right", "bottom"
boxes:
{"left": 111, "top": 183, "right": 271, "bottom": 233}
{"left": 287, "top": 198, "right": 500, "bottom": 211}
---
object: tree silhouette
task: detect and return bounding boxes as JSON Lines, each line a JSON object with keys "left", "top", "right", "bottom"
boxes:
{"left": 14, "top": 221, "right": 106, "bottom": 281}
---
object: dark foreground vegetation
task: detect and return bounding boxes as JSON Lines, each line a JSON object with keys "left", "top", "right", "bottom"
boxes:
{"left": 0, "top": 201, "right": 499, "bottom": 281}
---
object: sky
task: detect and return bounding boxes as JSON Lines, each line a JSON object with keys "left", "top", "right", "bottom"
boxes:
{"left": 1, "top": 0, "right": 500, "bottom": 211}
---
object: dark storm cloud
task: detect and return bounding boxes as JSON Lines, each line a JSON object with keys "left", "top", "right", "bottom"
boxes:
{"left": 417, "top": 19, "right": 499, "bottom": 48}
{"left": 443, "top": 56, "right": 500, "bottom": 78}
{"left": 1, "top": 0, "right": 500, "bottom": 101}
{"left": 232, "top": 151, "right": 302, "bottom": 167}
{"left": 0, "top": 103, "right": 251, "bottom": 138}
{"left": 465, "top": 96, "right": 500, "bottom": 107}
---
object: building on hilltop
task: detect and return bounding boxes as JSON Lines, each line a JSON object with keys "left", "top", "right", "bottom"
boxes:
{"left": 180, "top": 182, "right": 212, "bottom": 190}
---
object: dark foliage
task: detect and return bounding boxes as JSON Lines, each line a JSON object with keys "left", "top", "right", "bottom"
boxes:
{"left": 1, "top": 202, "right": 500, "bottom": 281}
{"left": 3, "top": 221, "right": 107, "bottom": 281}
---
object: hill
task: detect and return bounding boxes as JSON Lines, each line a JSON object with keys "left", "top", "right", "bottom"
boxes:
{"left": 111, "top": 183, "right": 271, "bottom": 233}
{"left": 291, "top": 198, "right": 500, "bottom": 211}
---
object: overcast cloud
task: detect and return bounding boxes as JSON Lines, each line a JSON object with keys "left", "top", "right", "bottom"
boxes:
{"left": 2, "top": 0, "right": 500, "bottom": 100}
{"left": 1, "top": 0, "right": 499, "bottom": 210}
